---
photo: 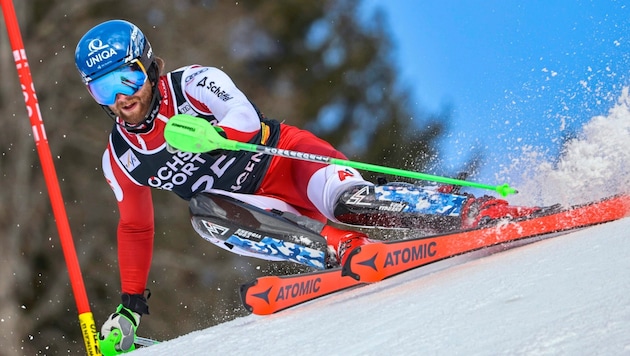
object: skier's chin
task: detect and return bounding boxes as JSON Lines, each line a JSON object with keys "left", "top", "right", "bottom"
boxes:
{"left": 118, "top": 107, "right": 147, "bottom": 126}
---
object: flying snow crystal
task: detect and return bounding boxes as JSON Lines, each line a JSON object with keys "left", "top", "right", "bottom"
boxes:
{"left": 506, "top": 87, "right": 630, "bottom": 206}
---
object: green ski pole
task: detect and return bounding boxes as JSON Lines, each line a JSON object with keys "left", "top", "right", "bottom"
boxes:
{"left": 164, "top": 114, "right": 517, "bottom": 197}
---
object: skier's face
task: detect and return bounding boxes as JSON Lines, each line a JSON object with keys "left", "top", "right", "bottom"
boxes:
{"left": 108, "top": 80, "right": 153, "bottom": 125}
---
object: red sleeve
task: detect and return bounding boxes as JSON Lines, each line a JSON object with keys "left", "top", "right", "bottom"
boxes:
{"left": 117, "top": 182, "right": 154, "bottom": 295}
{"left": 104, "top": 148, "right": 154, "bottom": 295}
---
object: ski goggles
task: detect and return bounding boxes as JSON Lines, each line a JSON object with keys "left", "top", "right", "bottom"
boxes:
{"left": 86, "top": 59, "right": 148, "bottom": 106}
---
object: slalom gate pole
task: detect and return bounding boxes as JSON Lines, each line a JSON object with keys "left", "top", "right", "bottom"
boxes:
{"left": 0, "top": 2, "right": 101, "bottom": 355}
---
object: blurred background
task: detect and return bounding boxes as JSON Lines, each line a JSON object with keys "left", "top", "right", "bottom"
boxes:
{"left": 1, "top": 1, "right": 629, "bottom": 354}
{"left": 0, "top": 1, "right": 451, "bottom": 354}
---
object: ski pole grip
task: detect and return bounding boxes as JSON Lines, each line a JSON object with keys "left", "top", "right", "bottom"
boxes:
{"left": 99, "top": 328, "right": 122, "bottom": 356}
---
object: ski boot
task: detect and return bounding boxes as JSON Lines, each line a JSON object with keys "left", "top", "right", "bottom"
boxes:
{"left": 333, "top": 182, "right": 466, "bottom": 233}
{"left": 460, "top": 194, "right": 548, "bottom": 229}
{"left": 320, "top": 225, "right": 371, "bottom": 267}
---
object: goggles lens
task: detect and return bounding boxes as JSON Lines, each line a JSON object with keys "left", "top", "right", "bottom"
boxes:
{"left": 87, "top": 60, "right": 148, "bottom": 105}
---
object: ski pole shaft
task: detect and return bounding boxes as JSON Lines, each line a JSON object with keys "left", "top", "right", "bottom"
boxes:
{"left": 232, "top": 143, "right": 515, "bottom": 196}
{"left": 230, "top": 145, "right": 490, "bottom": 194}
{"left": 135, "top": 336, "right": 160, "bottom": 347}
{"left": 165, "top": 114, "right": 517, "bottom": 196}
{"left": 1, "top": 1, "right": 101, "bottom": 355}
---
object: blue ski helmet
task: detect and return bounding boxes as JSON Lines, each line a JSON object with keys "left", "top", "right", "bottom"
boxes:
{"left": 75, "top": 20, "right": 161, "bottom": 133}
{"left": 75, "top": 19, "right": 153, "bottom": 85}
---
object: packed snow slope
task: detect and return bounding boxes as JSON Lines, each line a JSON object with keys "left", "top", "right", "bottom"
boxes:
{"left": 134, "top": 89, "right": 630, "bottom": 355}
{"left": 135, "top": 218, "right": 630, "bottom": 355}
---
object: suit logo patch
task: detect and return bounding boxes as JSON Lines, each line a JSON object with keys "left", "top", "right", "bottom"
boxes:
{"left": 120, "top": 149, "right": 141, "bottom": 172}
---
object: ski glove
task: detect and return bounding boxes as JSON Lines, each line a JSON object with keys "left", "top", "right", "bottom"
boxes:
{"left": 99, "top": 304, "right": 141, "bottom": 355}
{"left": 99, "top": 292, "right": 148, "bottom": 356}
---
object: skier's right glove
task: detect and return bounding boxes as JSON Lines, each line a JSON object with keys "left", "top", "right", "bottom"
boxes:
{"left": 99, "top": 293, "right": 149, "bottom": 356}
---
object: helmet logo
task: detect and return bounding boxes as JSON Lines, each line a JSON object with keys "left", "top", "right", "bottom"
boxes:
{"left": 87, "top": 39, "right": 108, "bottom": 55}
{"left": 85, "top": 39, "right": 118, "bottom": 69}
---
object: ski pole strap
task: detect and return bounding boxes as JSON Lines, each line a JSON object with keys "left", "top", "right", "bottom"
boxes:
{"left": 164, "top": 114, "right": 517, "bottom": 196}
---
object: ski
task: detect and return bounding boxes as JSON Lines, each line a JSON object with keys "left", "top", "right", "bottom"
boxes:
{"left": 239, "top": 267, "right": 362, "bottom": 315}
{"left": 240, "top": 194, "right": 630, "bottom": 314}
{"left": 343, "top": 193, "right": 630, "bottom": 283}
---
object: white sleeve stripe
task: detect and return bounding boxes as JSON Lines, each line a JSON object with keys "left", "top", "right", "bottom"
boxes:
{"left": 102, "top": 149, "right": 124, "bottom": 202}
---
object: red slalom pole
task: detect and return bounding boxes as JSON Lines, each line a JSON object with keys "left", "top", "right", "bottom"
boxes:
{"left": 0, "top": 2, "right": 101, "bottom": 355}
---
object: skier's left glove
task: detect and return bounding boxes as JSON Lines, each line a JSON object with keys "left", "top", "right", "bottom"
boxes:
{"left": 99, "top": 293, "right": 149, "bottom": 355}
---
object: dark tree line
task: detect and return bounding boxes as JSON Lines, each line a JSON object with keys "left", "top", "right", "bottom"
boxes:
{"left": 0, "top": 1, "right": 454, "bottom": 354}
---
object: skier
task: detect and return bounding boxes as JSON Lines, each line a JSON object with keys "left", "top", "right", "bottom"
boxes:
{"left": 74, "top": 20, "right": 536, "bottom": 354}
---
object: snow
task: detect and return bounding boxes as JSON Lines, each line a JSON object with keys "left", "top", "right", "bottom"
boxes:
{"left": 135, "top": 218, "right": 630, "bottom": 355}
{"left": 501, "top": 87, "right": 630, "bottom": 208}
{"left": 133, "top": 90, "right": 630, "bottom": 355}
